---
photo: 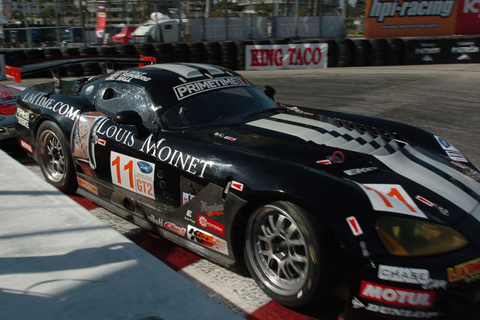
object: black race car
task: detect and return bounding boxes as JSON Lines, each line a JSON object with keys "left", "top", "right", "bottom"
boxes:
{"left": 13, "top": 62, "right": 480, "bottom": 320}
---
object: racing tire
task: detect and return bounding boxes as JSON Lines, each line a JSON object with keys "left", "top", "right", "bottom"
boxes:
{"left": 244, "top": 201, "right": 326, "bottom": 307}
{"left": 37, "top": 121, "right": 77, "bottom": 194}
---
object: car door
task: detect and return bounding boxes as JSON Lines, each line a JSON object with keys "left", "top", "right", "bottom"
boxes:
{"left": 72, "top": 81, "right": 181, "bottom": 215}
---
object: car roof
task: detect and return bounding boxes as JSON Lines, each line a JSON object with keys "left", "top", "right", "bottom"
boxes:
{"left": 102, "top": 63, "right": 247, "bottom": 90}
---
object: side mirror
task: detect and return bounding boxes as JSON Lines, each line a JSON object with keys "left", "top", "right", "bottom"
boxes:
{"left": 263, "top": 85, "right": 276, "bottom": 101}
{"left": 114, "top": 110, "right": 149, "bottom": 138}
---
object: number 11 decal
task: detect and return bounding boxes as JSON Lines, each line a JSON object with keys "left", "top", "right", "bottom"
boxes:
{"left": 110, "top": 151, "right": 156, "bottom": 199}
{"left": 360, "top": 183, "right": 426, "bottom": 219}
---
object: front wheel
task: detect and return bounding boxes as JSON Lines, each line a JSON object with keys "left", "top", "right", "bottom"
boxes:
{"left": 244, "top": 201, "right": 326, "bottom": 307}
{"left": 37, "top": 121, "right": 77, "bottom": 194}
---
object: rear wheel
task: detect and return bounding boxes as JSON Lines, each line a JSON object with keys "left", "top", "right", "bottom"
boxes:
{"left": 37, "top": 121, "right": 77, "bottom": 194}
{"left": 244, "top": 201, "right": 325, "bottom": 307}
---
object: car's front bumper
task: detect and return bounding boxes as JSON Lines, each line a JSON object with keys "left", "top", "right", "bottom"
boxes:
{"left": 338, "top": 247, "right": 480, "bottom": 320}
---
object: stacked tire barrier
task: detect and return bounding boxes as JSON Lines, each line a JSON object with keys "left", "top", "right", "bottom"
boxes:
{"left": 1, "top": 36, "right": 479, "bottom": 77}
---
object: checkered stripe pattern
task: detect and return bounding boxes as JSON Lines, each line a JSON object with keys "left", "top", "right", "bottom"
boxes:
{"left": 248, "top": 113, "right": 401, "bottom": 156}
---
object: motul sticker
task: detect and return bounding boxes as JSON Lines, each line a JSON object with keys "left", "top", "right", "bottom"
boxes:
{"left": 359, "top": 281, "right": 435, "bottom": 308}
{"left": 346, "top": 216, "right": 363, "bottom": 236}
{"left": 360, "top": 184, "right": 426, "bottom": 218}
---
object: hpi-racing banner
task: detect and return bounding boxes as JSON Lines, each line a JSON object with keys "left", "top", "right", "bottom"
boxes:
{"left": 364, "top": 0, "right": 458, "bottom": 38}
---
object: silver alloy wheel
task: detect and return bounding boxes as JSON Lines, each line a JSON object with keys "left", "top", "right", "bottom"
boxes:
{"left": 39, "top": 129, "right": 66, "bottom": 183}
{"left": 246, "top": 204, "right": 309, "bottom": 296}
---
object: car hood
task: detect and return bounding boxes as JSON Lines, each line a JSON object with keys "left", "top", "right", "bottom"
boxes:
{"left": 212, "top": 111, "right": 480, "bottom": 226}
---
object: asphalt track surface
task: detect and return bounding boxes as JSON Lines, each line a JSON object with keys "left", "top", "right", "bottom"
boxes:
{"left": 240, "top": 64, "right": 480, "bottom": 167}
{"left": 2, "top": 64, "right": 480, "bottom": 320}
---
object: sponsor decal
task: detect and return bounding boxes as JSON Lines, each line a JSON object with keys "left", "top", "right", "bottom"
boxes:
{"left": 197, "top": 214, "right": 225, "bottom": 236}
{"left": 359, "top": 281, "right": 435, "bottom": 308}
{"left": 71, "top": 113, "right": 107, "bottom": 170}
{"left": 141, "top": 135, "right": 213, "bottom": 178}
{"left": 447, "top": 257, "right": 480, "bottom": 283}
{"left": 187, "top": 225, "right": 228, "bottom": 255}
{"left": 436, "top": 136, "right": 451, "bottom": 149}
{"left": 213, "top": 132, "right": 236, "bottom": 141}
{"left": 96, "top": 118, "right": 135, "bottom": 147}
{"left": 164, "top": 222, "right": 186, "bottom": 237}
{"left": 434, "top": 135, "right": 468, "bottom": 163}
{"left": 364, "top": 302, "right": 440, "bottom": 318}
{"left": 445, "top": 150, "right": 468, "bottom": 163}
{"left": 19, "top": 139, "right": 33, "bottom": 154}
{"left": 77, "top": 177, "right": 98, "bottom": 195}
{"left": 105, "top": 70, "right": 152, "bottom": 82}
{"left": 344, "top": 167, "right": 378, "bottom": 176}
{"left": 246, "top": 43, "right": 328, "bottom": 70}
{"left": 377, "top": 265, "right": 448, "bottom": 290}
{"left": 183, "top": 192, "right": 195, "bottom": 205}
{"left": 173, "top": 77, "right": 250, "bottom": 101}
{"left": 316, "top": 159, "right": 332, "bottom": 165}
{"left": 360, "top": 184, "right": 426, "bottom": 218}
{"left": 415, "top": 195, "right": 449, "bottom": 216}
{"left": 147, "top": 214, "right": 163, "bottom": 227}
{"left": 378, "top": 265, "right": 430, "bottom": 285}
{"left": 137, "top": 161, "right": 153, "bottom": 174}
{"left": 416, "top": 195, "right": 434, "bottom": 207}
{"left": 346, "top": 216, "right": 363, "bottom": 236}
{"left": 200, "top": 200, "right": 224, "bottom": 217}
{"left": 110, "top": 151, "right": 155, "bottom": 199}
{"left": 184, "top": 210, "right": 195, "bottom": 224}
{"left": 352, "top": 296, "right": 366, "bottom": 309}
{"left": 422, "top": 279, "right": 448, "bottom": 290}
{"left": 22, "top": 92, "right": 80, "bottom": 121}
{"left": 231, "top": 181, "right": 244, "bottom": 192}
{"left": 16, "top": 108, "right": 31, "bottom": 128}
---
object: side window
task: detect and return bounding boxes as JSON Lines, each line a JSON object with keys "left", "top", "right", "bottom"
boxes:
{"left": 95, "top": 82, "right": 157, "bottom": 128}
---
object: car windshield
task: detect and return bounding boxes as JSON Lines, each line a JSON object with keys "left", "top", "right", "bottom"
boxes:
{"left": 162, "top": 86, "right": 278, "bottom": 129}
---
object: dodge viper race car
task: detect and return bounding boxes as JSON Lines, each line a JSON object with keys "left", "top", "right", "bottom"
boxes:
{"left": 13, "top": 62, "right": 480, "bottom": 320}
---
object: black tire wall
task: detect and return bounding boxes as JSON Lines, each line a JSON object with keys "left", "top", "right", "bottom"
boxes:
{"left": 2, "top": 36, "right": 479, "bottom": 74}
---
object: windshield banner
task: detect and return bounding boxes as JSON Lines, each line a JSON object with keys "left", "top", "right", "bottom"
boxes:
{"left": 245, "top": 43, "right": 328, "bottom": 71}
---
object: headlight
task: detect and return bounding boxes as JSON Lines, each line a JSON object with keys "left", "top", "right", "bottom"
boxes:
{"left": 376, "top": 216, "right": 468, "bottom": 257}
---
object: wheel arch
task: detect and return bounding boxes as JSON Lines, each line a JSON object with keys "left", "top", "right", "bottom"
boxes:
{"left": 230, "top": 192, "right": 350, "bottom": 288}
